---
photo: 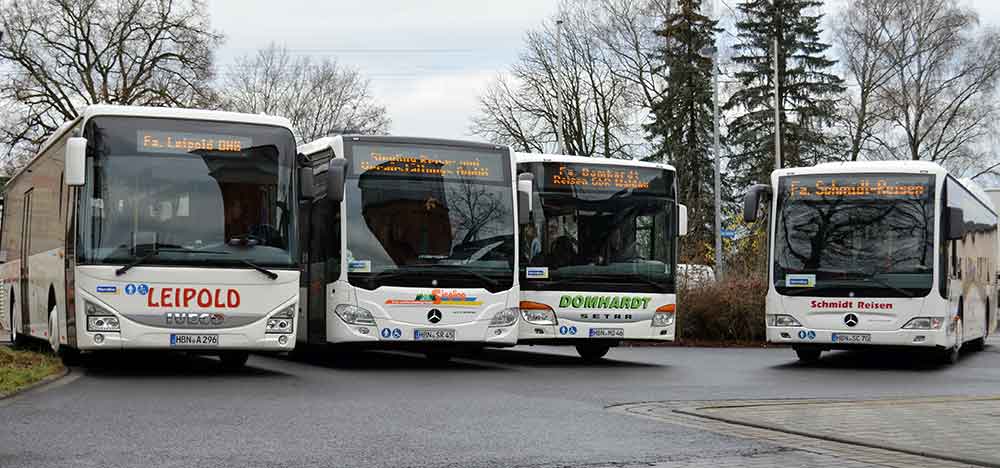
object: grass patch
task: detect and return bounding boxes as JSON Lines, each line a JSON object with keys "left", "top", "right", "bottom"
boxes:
{"left": 0, "top": 344, "right": 64, "bottom": 396}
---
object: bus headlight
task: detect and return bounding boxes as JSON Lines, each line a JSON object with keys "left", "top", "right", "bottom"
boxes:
{"left": 767, "top": 314, "right": 802, "bottom": 327}
{"left": 266, "top": 306, "right": 295, "bottom": 334}
{"left": 85, "top": 300, "right": 120, "bottom": 332}
{"left": 519, "top": 301, "right": 557, "bottom": 325}
{"left": 489, "top": 308, "right": 519, "bottom": 327}
{"left": 902, "top": 317, "right": 944, "bottom": 330}
{"left": 652, "top": 304, "right": 675, "bottom": 327}
{"left": 334, "top": 304, "right": 376, "bottom": 326}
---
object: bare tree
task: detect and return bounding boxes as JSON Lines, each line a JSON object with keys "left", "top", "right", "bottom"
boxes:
{"left": 0, "top": 0, "right": 223, "bottom": 170}
{"left": 873, "top": 0, "right": 1000, "bottom": 170}
{"left": 832, "top": 0, "right": 903, "bottom": 161}
{"left": 471, "top": 1, "right": 648, "bottom": 158}
{"left": 220, "top": 44, "right": 390, "bottom": 142}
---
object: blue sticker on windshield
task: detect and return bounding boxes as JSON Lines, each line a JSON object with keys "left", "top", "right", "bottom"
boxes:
{"left": 348, "top": 260, "right": 372, "bottom": 273}
{"left": 96, "top": 285, "right": 117, "bottom": 294}
{"left": 785, "top": 274, "right": 816, "bottom": 288}
{"left": 526, "top": 267, "right": 549, "bottom": 279}
{"left": 137, "top": 284, "right": 149, "bottom": 295}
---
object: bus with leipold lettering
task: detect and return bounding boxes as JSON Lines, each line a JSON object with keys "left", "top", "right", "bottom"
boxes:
{"left": 515, "top": 154, "right": 688, "bottom": 361}
{"left": 296, "top": 136, "right": 526, "bottom": 360}
{"left": 1, "top": 105, "right": 309, "bottom": 367}
{"left": 744, "top": 161, "right": 997, "bottom": 364}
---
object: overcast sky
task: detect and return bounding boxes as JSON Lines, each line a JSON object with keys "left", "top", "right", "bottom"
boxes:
{"left": 209, "top": 0, "right": 1000, "bottom": 143}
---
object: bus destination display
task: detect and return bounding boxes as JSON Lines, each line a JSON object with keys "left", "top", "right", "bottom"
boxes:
{"left": 785, "top": 174, "right": 933, "bottom": 200}
{"left": 535, "top": 163, "right": 671, "bottom": 196}
{"left": 352, "top": 144, "right": 505, "bottom": 182}
{"left": 137, "top": 130, "right": 252, "bottom": 154}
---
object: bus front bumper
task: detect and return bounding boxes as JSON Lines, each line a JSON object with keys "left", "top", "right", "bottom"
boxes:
{"left": 767, "top": 326, "right": 955, "bottom": 349}
{"left": 328, "top": 316, "right": 518, "bottom": 347}
{"left": 517, "top": 318, "right": 675, "bottom": 343}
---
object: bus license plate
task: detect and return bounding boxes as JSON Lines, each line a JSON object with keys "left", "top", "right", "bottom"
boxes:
{"left": 589, "top": 328, "right": 625, "bottom": 338}
{"left": 832, "top": 333, "right": 871, "bottom": 343}
{"left": 170, "top": 334, "right": 219, "bottom": 347}
{"left": 414, "top": 329, "right": 456, "bottom": 341}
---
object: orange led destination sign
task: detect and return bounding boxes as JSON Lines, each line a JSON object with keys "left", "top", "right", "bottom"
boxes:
{"left": 137, "top": 130, "right": 252, "bottom": 154}
{"left": 785, "top": 175, "right": 932, "bottom": 199}
{"left": 352, "top": 144, "right": 506, "bottom": 182}
{"left": 534, "top": 162, "right": 672, "bottom": 196}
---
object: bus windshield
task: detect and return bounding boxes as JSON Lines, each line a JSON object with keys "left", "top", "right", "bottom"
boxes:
{"left": 520, "top": 162, "right": 676, "bottom": 294}
{"left": 773, "top": 173, "right": 936, "bottom": 297}
{"left": 344, "top": 142, "right": 515, "bottom": 292}
{"left": 78, "top": 116, "right": 298, "bottom": 268}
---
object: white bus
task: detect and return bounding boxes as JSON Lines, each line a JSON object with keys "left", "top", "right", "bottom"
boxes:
{"left": 296, "top": 136, "right": 525, "bottom": 360}
{"left": 744, "top": 161, "right": 997, "bottom": 364}
{"left": 515, "top": 154, "right": 688, "bottom": 361}
{"left": 2, "top": 105, "right": 309, "bottom": 368}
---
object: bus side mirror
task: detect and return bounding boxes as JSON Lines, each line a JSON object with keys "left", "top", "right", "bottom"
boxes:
{"left": 947, "top": 207, "right": 965, "bottom": 240}
{"left": 298, "top": 166, "right": 315, "bottom": 200}
{"left": 65, "top": 137, "right": 87, "bottom": 186}
{"left": 678, "top": 204, "right": 689, "bottom": 236}
{"left": 517, "top": 173, "right": 533, "bottom": 225}
{"left": 743, "top": 184, "right": 772, "bottom": 223}
{"left": 326, "top": 159, "right": 347, "bottom": 204}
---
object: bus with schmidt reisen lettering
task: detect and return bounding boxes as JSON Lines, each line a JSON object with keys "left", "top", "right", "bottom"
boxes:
{"left": 1, "top": 105, "right": 310, "bottom": 367}
{"left": 515, "top": 154, "right": 688, "bottom": 361}
{"left": 744, "top": 161, "right": 997, "bottom": 364}
{"left": 296, "top": 136, "right": 527, "bottom": 361}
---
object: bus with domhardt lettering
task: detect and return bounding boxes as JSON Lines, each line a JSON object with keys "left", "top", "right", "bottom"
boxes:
{"left": 744, "top": 161, "right": 997, "bottom": 364}
{"left": 515, "top": 153, "right": 688, "bottom": 361}
{"left": 1, "top": 105, "right": 309, "bottom": 367}
{"left": 296, "top": 136, "right": 526, "bottom": 361}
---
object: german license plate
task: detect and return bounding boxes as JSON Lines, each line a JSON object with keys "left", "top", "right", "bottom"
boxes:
{"left": 414, "top": 329, "right": 456, "bottom": 341}
{"left": 832, "top": 333, "right": 871, "bottom": 343}
{"left": 170, "top": 334, "right": 219, "bottom": 347}
{"left": 589, "top": 328, "right": 625, "bottom": 338}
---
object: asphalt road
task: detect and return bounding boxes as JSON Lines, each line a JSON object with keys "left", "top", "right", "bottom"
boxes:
{"left": 2, "top": 343, "right": 999, "bottom": 468}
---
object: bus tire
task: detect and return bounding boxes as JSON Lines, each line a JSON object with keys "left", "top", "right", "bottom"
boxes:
{"left": 940, "top": 345, "right": 960, "bottom": 365}
{"left": 219, "top": 352, "right": 250, "bottom": 369}
{"left": 794, "top": 347, "right": 822, "bottom": 363}
{"left": 576, "top": 344, "right": 611, "bottom": 362}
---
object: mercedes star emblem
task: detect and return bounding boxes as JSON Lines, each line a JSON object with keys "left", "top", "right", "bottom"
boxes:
{"left": 427, "top": 309, "right": 442, "bottom": 324}
{"left": 844, "top": 313, "right": 859, "bottom": 327}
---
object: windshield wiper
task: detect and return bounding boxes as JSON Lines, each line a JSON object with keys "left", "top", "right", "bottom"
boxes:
{"left": 115, "top": 250, "right": 159, "bottom": 276}
{"left": 239, "top": 259, "right": 279, "bottom": 280}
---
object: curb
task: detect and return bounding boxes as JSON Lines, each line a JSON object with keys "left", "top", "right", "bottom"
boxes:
{"left": 0, "top": 366, "right": 70, "bottom": 401}
{"left": 672, "top": 403, "right": 1000, "bottom": 468}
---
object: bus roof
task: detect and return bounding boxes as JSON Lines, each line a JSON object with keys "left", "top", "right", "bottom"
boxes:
{"left": 10, "top": 105, "right": 294, "bottom": 186}
{"left": 775, "top": 160, "right": 949, "bottom": 177}
{"left": 774, "top": 160, "right": 995, "bottom": 210}
{"left": 515, "top": 152, "right": 676, "bottom": 172}
{"left": 298, "top": 135, "right": 507, "bottom": 157}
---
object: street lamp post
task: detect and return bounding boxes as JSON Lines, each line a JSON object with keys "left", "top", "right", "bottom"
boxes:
{"left": 771, "top": 0, "right": 782, "bottom": 171}
{"left": 555, "top": 19, "right": 567, "bottom": 155}
{"left": 700, "top": 45, "right": 723, "bottom": 279}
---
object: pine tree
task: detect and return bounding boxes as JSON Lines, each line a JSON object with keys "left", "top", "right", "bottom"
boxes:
{"left": 646, "top": 0, "right": 720, "bottom": 263}
{"left": 725, "top": 0, "right": 844, "bottom": 187}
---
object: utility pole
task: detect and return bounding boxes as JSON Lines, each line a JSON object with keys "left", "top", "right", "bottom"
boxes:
{"left": 700, "top": 45, "right": 723, "bottom": 279}
{"left": 771, "top": 0, "right": 782, "bottom": 171}
{"left": 554, "top": 19, "right": 567, "bottom": 155}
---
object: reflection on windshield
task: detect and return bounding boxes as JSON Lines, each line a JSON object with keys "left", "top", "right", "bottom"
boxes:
{"left": 522, "top": 191, "right": 675, "bottom": 293}
{"left": 773, "top": 174, "right": 935, "bottom": 296}
{"left": 79, "top": 117, "right": 297, "bottom": 268}
{"left": 345, "top": 145, "right": 515, "bottom": 291}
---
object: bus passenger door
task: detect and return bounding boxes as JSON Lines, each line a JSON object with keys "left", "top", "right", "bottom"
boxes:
{"left": 18, "top": 189, "right": 32, "bottom": 336}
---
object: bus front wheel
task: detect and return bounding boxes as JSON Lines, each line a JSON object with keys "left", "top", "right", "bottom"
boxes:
{"left": 794, "top": 347, "right": 822, "bottom": 363}
{"left": 576, "top": 344, "right": 611, "bottom": 362}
